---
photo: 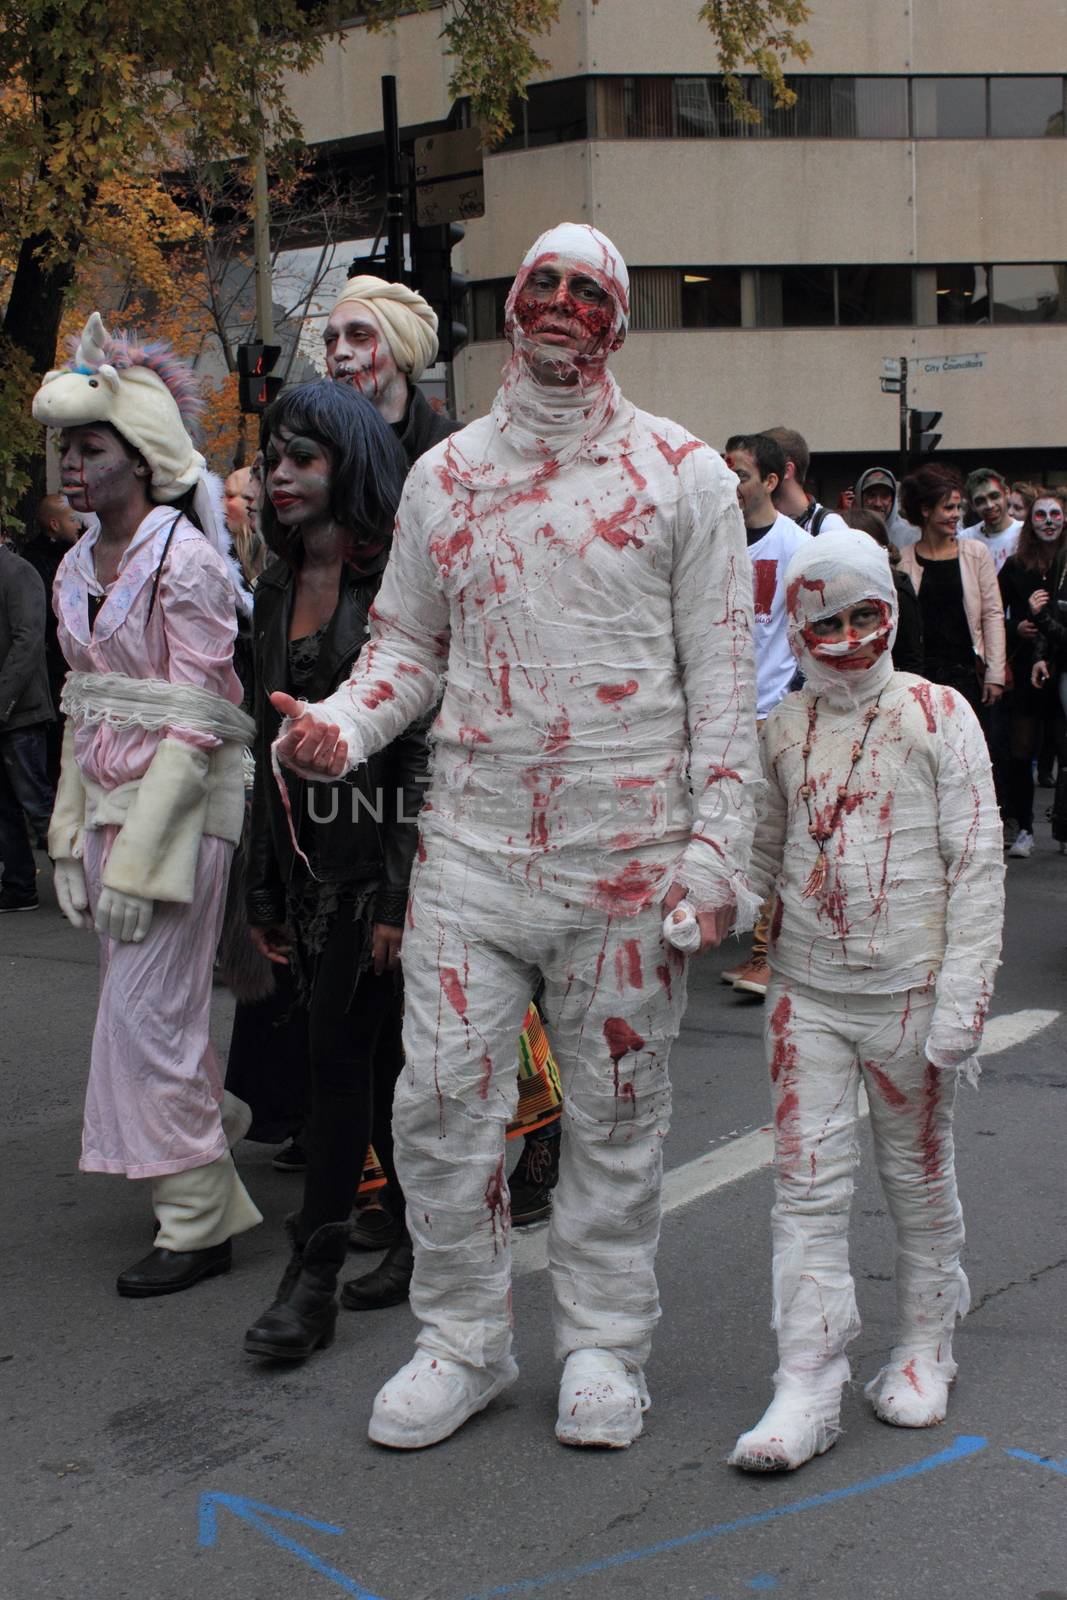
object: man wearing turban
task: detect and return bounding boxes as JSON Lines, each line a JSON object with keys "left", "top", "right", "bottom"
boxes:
{"left": 274, "top": 224, "right": 760, "bottom": 1452}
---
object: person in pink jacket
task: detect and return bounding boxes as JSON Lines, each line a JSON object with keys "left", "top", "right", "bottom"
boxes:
{"left": 33, "top": 314, "right": 261, "bottom": 1297}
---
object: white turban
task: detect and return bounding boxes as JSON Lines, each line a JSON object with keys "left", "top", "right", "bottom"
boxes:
{"left": 32, "top": 313, "right": 205, "bottom": 502}
{"left": 330, "top": 277, "right": 439, "bottom": 383}
{"left": 784, "top": 528, "right": 898, "bottom": 705}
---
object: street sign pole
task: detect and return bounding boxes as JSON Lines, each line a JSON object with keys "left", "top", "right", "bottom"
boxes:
{"left": 898, "top": 356, "right": 908, "bottom": 484}
{"left": 381, "top": 76, "right": 405, "bottom": 285}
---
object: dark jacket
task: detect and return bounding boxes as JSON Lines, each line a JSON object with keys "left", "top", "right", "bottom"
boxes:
{"left": 244, "top": 552, "right": 429, "bottom": 929}
{"left": 0, "top": 543, "right": 54, "bottom": 733}
{"left": 395, "top": 385, "right": 461, "bottom": 468}
{"left": 890, "top": 568, "right": 924, "bottom": 676}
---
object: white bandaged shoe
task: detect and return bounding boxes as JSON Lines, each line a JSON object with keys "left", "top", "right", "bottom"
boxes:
{"left": 865, "top": 1349, "right": 956, "bottom": 1428}
{"left": 728, "top": 1358, "right": 848, "bottom": 1472}
{"left": 555, "top": 1348, "right": 650, "bottom": 1449}
{"left": 368, "top": 1352, "right": 518, "bottom": 1450}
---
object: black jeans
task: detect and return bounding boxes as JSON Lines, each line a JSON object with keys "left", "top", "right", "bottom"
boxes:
{"left": 0, "top": 726, "right": 54, "bottom": 898}
{"left": 298, "top": 910, "right": 406, "bottom": 1240}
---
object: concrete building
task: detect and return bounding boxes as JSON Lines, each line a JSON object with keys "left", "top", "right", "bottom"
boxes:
{"left": 284, "top": 0, "right": 1067, "bottom": 495}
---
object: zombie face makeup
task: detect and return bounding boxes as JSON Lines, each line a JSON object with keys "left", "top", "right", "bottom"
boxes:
{"left": 264, "top": 429, "right": 334, "bottom": 530}
{"left": 59, "top": 424, "right": 149, "bottom": 517}
{"left": 970, "top": 478, "right": 1009, "bottom": 532}
{"left": 504, "top": 228, "right": 629, "bottom": 388}
{"left": 803, "top": 600, "right": 892, "bottom": 671}
{"left": 785, "top": 531, "right": 898, "bottom": 705}
{"left": 323, "top": 305, "right": 402, "bottom": 404}
{"left": 1031, "top": 497, "right": 1065, "bottom": 543}
{"left": 512, "top": 265, "right": 615, "bottom": 361}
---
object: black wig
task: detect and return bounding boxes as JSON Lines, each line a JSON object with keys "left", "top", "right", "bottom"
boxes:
{"left": 259, "top": 380, "right": 408, "bottom": 567}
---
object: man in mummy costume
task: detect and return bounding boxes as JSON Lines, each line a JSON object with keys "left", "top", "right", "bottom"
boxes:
{"left": 729, "top": 529, "right": 1004, "bottom": 1472}
{"left": 33, "top": 315, "right": 261, "bottom": 1297}
{"left": 273, "top": 223, "right": 760, "bottom": 1449}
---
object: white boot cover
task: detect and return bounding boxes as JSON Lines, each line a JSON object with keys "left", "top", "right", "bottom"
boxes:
{"left": 220, "top": 1090, "right": 253, "bottom": 1147}
{"left": 729, "top": 1355, "right": 849, "bottom": 1472}
{"left": 153, "top": 1151, "right": 263, "bottom": 1250}
{"left": 555, "top": 1348, "right": 651, "bottom": 1449}
{"left": 865, "top": 1348, "right": 956, "bottom": 1428}
{"left": 368, "top": 1351, "right": 519, "bottom": 1450}
{"left": 866, "top": 1248, "right": 968, "bottom": 1428}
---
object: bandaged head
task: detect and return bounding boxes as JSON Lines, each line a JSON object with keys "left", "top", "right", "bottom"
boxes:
{"left": 32, "top": 313, "right": 206, "bottom": 501}
{"left": 328, "top": 277, "right": 439, "bottom": 384}
{"left": 505, "top": 224, "right": 629, "bottom": 377}
{"left": 784, "top": 529, "right": 898, "bottom": 705}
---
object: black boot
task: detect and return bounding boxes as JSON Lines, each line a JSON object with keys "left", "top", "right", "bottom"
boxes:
{"left": 1051, "top": 768, "right": 1067, "bottom": 846}
{"left": 243, "top": 1218, "right": 349, "bottom": 1360}
{"left": 341, "top": 1233, "right": 413, "bottom": 1310}
{"left": 508, "top": 1129, "right": 561, "bottom": 1226}
{"left": 117, "top": 1241, "right": 232, "bottom": 1297}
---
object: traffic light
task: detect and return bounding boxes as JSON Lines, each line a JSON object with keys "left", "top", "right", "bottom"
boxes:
{"left": 237, "top": 343, "right": 283, "bottom": 414}
{"left": 347, "top": 254, "right": 387, "bottom": 280}
{"left": 908, "top": 408, "right": 943, "bottom": 457}
{"left": 411, "top": 223, "right": 468, "bottom": 361}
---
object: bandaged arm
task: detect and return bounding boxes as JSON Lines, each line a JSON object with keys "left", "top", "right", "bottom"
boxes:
{"left": 667, "top": 470, "right": 761, "bottom": 925}
{"left": 747, "top": 722, "right": 788, "bottom": 908}
{"left": 101, "top": 737, "right": 210, "bottom": 902}
{"left": 928, "top": 690, "right": 1005, "bottom": 1068}
{"left": 48, "top": 719, "right": 87, "bottom": 860}
{"left": 287, "top": 465, "right": 450, "bottom": 773}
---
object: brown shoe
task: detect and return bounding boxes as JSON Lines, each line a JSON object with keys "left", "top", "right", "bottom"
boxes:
{"left": 720, "top": 962, "right": 746, "bottom": 986}
{"left": 731, "top": 956, "right": 770, "bottom": 998}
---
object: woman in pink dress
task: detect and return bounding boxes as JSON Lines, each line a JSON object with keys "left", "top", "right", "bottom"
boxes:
{"left": 33, "top": 313, "right": 261, "bottom": 1296}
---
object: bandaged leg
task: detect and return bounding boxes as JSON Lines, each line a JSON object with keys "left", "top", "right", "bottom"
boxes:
{"left": 731, "top": 983, "right": 860, "bottom": 1471}
{"left": 862, "top": 1032, "right": 966, "bottom": 1428}
{"left": 153, "top": 1151, "right": 262, "bottom": 1250}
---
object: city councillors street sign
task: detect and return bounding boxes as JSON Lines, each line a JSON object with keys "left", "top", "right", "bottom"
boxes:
{"left": 883, "top": 353, "right": 986, "bottom": 379}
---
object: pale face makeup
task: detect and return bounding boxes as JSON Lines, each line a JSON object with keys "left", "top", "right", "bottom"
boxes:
{"left": 264, "top": 429, "right": 334, "bottom": 531}
{"left": 323, "top": 304, "right": 401, "bottom": 401}
{"left": 805, "top": 600, "right": 887, "bottom": 669}
{"left": 512, "top": 264, "right": 613, "bottom": 361}
{"left": 1031, "top": 497, "right": 1065, "bottom": 543}
{"left": 58, "top": 424, "right": 147, "bottom": 517}
{"left": 970, "top": 479, "right": 1010, "bottom": 532}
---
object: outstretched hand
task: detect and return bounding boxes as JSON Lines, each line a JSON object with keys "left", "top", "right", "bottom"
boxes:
{"left": 270, "top": 691, "right": 349, "bottom": 780}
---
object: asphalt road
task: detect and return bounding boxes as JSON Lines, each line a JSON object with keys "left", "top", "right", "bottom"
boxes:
{"left": 2, "top": 818, "right": 1065, "bottom": 1600}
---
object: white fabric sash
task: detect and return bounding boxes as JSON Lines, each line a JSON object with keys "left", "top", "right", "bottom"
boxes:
{"left": 61, "top": 671, "right": 254, "bottom": 746}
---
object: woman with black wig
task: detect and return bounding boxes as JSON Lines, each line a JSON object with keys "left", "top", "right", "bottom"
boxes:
{"left": 242, "top": 380, "right": 428, "bottom": 1360}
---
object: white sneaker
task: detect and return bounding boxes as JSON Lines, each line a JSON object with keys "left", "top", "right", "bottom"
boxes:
{"left": 368, "top": 1351, "right": 518, "bottom": 1449}
{"left": 1008, "top": 829, "right": 1034, "bottom": 858}
{"left": 555, "top": 1348, "right": 650, "bottom": 1449}
{"left": 728, "top": 1358, "right": 848, "bottom": 1472}
{"left": 865, "top": 1350, "right": 956, "bottom": 1428}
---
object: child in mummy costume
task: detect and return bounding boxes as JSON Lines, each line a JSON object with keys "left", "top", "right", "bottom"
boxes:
{"left": 729, "top": 529, "right": 1004, "bottom": 1473}
{"left": 33, "top": 315, "right": 262, "bottom": 1297}
{"left": 273, "top": 223, "right": 760, "bottom": 1449}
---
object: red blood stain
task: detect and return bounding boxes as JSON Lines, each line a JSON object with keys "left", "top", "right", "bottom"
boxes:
{"left": 499, "top": 661, "right": 512, "bottom": 715}
{"left": 653, "top": 434, "right": 703, "bottom": 472}
{"left": 901, "top": 1358, "right": 923, "bottom": 1394}
{"left": 396, "top": 662, "right": 422, "bottom": 676}
{"left": 878, "top": 795, "right": 893, "bottom": 825}
{"left": 909, "top": 681, "right": 937, "bottom": 733}
{"left": 785, "top": 574, "right": 827, "bottom": 617}
{"left": 441, "top": 966, "right": 468, "bottom": 1020}
{"left": 604, "top": 1017, "right": 645, "bottom": 1064}
{"left": 752, "top": 559, "right": 778, "bottom": 621}
{"left": 458, "top": 725, "right": 492, "bottom": 746}
{"left": 769, "top": 992, "right": 796, "bottom": 1084}
{"left": 614, "top": 938, "right": 643, "bottom": 991}
{"left": 362, "top": 680, "right": 396, "bottom": 709}
{"left": 592, "top": 860, "right": 662, "bottom": 913}
{"left": 594, "top": 496, "right": 644, "bottom": 551}
{"left": 656, "top": 962, "right": 673, "bottom": 1001}
{"left": 543, "top": 715, "right": 571, "bottom": 754}
{"left": 478, "top": 1053, "right": 493, "bottom": 1100}
{"left": 614, "top": 774, "right": 655, "bottom": 789}
{"left": 596, "top": 680, "right": 639, "bottom": 705}
{"left": 416, "top": 836, "right": 427, "bottom": 863}
{"left": 822, "top": 883, "right": 850, "bottom": 938}
{"left": 706, "top": 765, "right": 741, "bottom": 784}
{"left": 622, "top": 455, "right": 648, "bottom": 492}
{"left": 865, "top": 1062, "right": 908, "bottom": 1109}
{"left": 435, "top": 464, "right": 455, "bottom": 496}
{"left": 432, "top": 525, "right": 474, "bottom": 573}
{"left": 485, "top": 1155, "right": 509, "bottom": 1253}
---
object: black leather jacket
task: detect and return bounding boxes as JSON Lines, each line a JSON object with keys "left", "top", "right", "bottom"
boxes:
{"left": 245, "top": 552, "right": 429, "bottom": 930}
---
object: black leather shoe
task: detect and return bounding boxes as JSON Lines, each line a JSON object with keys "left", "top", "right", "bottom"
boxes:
{"left": 244, "top": 1219, "right": 348, "bottom": 1361}
{"left": 341, "top": 1235, "right": 413, "bottom": 1310}
{"left": 116, "top": 1241, "right": 232, "bottom": 1297}
{"left": 348, "top": 1203, "right": 404, "bottom": 1251}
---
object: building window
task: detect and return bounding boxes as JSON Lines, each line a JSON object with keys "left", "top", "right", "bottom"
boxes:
{"left": 936, "top": 265, "right": 990, "bottom": 323}
{"left": 681, "top": 269, "right": 742, "bottom": 327}
{"left": 495, "top": 79, "right": 588, "bottom": 150}
{"left": 989, "top": 77, "right": 1065, "bottom": 138}
{"left": 991, "top": 264, "right": 1066, "bottom": 322}
{"left": 469, "top": 280, "right": 511, "bottom": 341}
{"left": 837, "top": 265, "right": 914, "bottom": 326}
{"left": 911, "top": 78, "right": 987, "bottom": 138}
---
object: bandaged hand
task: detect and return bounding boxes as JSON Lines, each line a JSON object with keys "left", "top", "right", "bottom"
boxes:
{"left": 270, "top": 691, "right": 349, "bottom": 781}
{"left": 924, "top": 1019, "right": 982, "bottom": 1072}
{"left": 661, "top": 884, "right": 734, "bottom": 954}
{"left": 95, "top": 887, "right": 154, "bottom": 944}
{"left": 53, "top": 859, "right": 91, "bottom": 930}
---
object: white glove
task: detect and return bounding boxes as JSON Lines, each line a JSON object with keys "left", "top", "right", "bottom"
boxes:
{"left": 662, "top": 900, "right": 701, "bottom": 953}
{"left": 53, "top": 858, "right": 91, "bottom": 930}
{"left": 95, "top": 887, "right": 154, "bottom": 944}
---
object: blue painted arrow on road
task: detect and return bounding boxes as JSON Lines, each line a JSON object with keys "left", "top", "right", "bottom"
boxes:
{"left": 198, "top": 1492, "right": 386, "bottom": 1598}
{"left": 1004, "top": 1447, "right": 1067, "bottom": 1477}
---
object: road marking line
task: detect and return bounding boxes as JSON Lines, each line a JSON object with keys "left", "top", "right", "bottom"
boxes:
{"left": 512, "top": 1007, "right": 1060, "bottom": 1277}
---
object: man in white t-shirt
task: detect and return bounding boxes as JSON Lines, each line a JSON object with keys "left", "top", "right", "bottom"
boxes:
{"left": 959, "top": 468, "right": 1021, "bottom": 574}
{"left": 763, "top": 425, "right": 849, "bottom": 536}
{"left": 721, "top": 432, "right": 811, "bottom": 996}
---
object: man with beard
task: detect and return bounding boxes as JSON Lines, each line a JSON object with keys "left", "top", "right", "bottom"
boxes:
{"left": 273, "top": 224, "right": 759, "bottom": 1451}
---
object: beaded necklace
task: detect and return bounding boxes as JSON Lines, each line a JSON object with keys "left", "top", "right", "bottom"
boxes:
{"left": 798, "top": 690, "right": 884, "bottom": 899}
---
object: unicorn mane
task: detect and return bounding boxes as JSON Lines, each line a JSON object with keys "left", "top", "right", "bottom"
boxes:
{"left": 63, "top": 324, "right": 204, "bottom": 428}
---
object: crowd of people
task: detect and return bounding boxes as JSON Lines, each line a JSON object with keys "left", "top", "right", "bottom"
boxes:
{"left": 0, "top": 218, "right": 1058, "bottom": 1469}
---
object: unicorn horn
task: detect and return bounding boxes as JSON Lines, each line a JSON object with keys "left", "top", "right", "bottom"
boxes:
{"left": 74, "top": 312, "right": 110, "bottom": 370}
